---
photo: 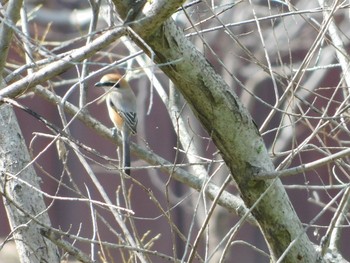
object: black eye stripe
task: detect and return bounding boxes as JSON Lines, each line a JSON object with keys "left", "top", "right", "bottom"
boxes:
{"left": 103, "top": 82, "right": 120, "bottom": 87}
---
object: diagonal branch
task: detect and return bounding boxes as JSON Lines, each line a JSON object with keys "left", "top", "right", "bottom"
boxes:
{"left": 112, "top": 0, "right": 321, "bottom": 261}
{"left": 32, "top": 84, "right": 257, "bottom": 225}
{"left": 0, "top": 27, "right": 127, "bottom": 99}
{"left": 0, "top": 0, "right": 23, "bottom": 77}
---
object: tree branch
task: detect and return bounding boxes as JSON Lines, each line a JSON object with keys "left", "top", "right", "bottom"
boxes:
{"left": 32, "top": 84, "right": 257, "bottom": 225}
{"left": 0, "top": 0, "right": 22, "bottom": 77}
{"left": 113, "top": 0, "right": 321, "bottom": 261}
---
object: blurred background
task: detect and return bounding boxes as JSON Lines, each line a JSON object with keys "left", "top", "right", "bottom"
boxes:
{"left": 1, "top": 0, "right": 350, "bottom": 262}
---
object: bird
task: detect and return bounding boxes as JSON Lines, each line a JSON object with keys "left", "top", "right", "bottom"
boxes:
{"left": 95, "top": 73, "right": 137, "bottom": 176}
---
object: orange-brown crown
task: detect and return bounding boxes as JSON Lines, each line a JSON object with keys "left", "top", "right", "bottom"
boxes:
{"left": 95, "top": 73, "right": 128, "bottom": 88}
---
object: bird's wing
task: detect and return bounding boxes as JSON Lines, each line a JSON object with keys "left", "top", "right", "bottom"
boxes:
{"left": 119, "top": 111, "right": 137, "bottom": 134}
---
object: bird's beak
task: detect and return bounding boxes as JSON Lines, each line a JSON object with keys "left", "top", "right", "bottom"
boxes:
{"left": 94, "top": 82, "right": 104, "bottom": 87}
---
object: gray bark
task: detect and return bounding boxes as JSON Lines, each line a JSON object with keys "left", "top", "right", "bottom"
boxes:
{"left": 112, "top": 0, "right": 321, "bottom": 261}
{"left": 0, "top": 105, "right": 59, "bottom": 263}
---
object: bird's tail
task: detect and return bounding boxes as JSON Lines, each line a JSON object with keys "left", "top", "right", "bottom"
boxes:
{"left": 122, "top": 131, "right": 131, "bottom": 175}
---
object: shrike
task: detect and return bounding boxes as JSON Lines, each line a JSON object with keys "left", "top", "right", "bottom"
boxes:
{"left": 95, "top": 73, "right": 137, "bottom": 175}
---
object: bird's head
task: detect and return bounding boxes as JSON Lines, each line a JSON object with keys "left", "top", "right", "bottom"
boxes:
{"left": 94, "top": 73, "right": 129, "bottom": 89}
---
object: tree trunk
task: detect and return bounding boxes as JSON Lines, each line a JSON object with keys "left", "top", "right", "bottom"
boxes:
{"left": 0, "top": 105, "right": 59, "bottom": 263}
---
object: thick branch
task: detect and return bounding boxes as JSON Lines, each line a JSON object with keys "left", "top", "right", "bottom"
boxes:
{"left": 116, "top": 0, "right": 320, "bottom": 261}
{"left": 0, "top": 27, "right": 127, "bottom": 99}
{"left": 0, "top": 0, "right": 23, "bottom": 77}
